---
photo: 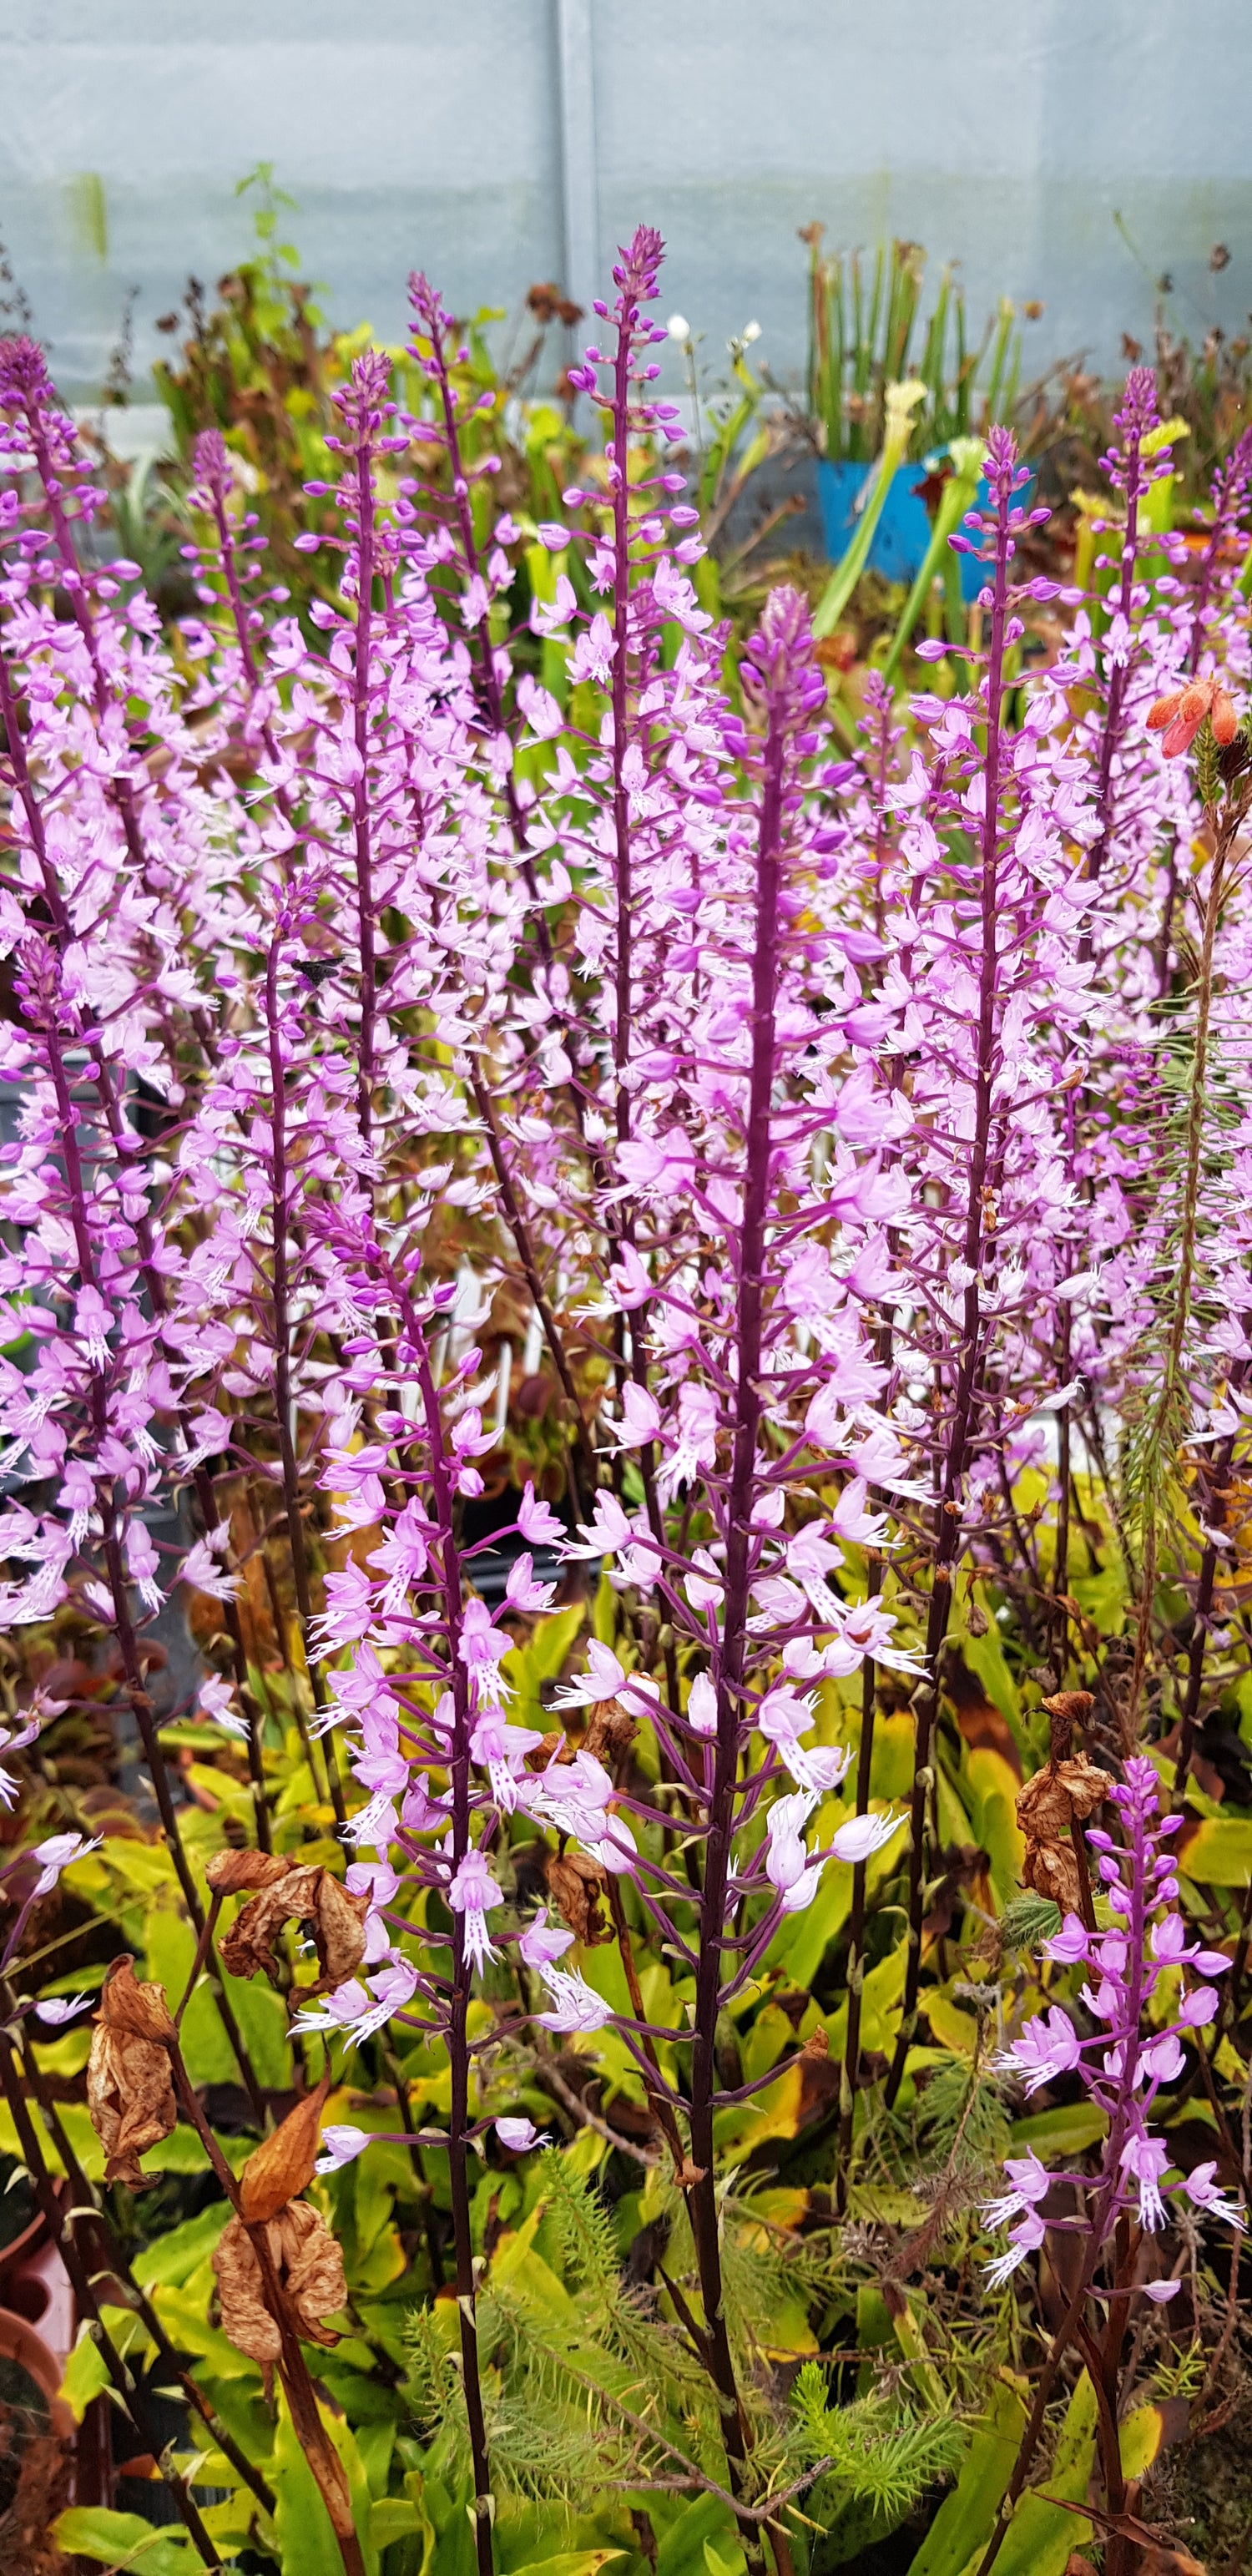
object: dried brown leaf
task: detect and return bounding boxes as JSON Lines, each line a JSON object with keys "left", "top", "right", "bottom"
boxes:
{"left": 240, "top": 2076, "right": 331, "bottom": 2225}
{"left": 219, "top": 1863, "right": 369, "bottom": 1993}
{"left": 86, "top": 1956, "right": 176, "bottom": 2190}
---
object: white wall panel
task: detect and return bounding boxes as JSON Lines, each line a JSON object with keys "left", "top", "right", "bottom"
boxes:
{"left": 2, "top": 2, "right": 1250, "bottom": 402}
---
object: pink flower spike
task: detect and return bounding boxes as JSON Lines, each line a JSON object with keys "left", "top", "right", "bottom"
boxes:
{"left": 1142, "top": 2280, "right": 1182, "bottom": 2304}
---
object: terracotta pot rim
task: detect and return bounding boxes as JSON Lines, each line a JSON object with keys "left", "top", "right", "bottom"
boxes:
{"left": 0, "top": 2301, "right": 74, "bottom": 2445}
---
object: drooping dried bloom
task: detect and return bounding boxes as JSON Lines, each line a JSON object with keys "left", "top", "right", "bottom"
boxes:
{"left": 217, "top": 1861, "right": 370, "bottom": 1993}
{"left": 214, "top": 2202, "right": 346, "bottom": 2371}
{"left": 86, "top": 1958, "right": 177, "bottom": 2190}
{"left": 1015, "top": 1752, "right": 1108, "bottom": 1912}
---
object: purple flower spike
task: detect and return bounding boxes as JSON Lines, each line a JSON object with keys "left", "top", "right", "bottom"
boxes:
{"left": 987, "top": 1758, "right": 1244, "bottom": 2289}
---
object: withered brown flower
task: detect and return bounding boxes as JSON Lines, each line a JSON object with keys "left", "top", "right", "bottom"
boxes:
{"left": 204, "top": 1850, "right": 293, "bottom": 1898}
{"left": 582, "top": 1697, "right": 637, "bottom": 1765}
{"left": 213, "top": 2200, "right": 346, "bottom": 2372}
{"left": 86, "top": 1956, "right": 177, "bottom": 2190}
{"left": 1017, "top": 1754, "right": 1108, "bottom": 1914}
{"left": 545, "top": 1848, "right": 611, "bottom": 1945}
{"left": 210, "top": 1854, "right": 369, "bottom": 1993}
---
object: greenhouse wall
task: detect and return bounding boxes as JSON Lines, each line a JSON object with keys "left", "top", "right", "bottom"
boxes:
{"left": 3, "top": 0, "right": 1252, "bottom": 398}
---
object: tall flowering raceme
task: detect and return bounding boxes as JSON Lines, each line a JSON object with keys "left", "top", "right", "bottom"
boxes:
{"left": 978, "top": 1758, "right": 1243, "bottom": 2576}
{"left": 489, "top": 577, "right": 923, "bottom": 2538}
{"left": 0, "top": 344, "right": 231, "bottom": 1916}
{"left": 811, "top": 430, "right": 1103, "bottom": 2095}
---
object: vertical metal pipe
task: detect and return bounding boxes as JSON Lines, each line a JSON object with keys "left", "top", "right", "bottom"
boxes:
{"left": 555, "top": 0, "right": 598, "bottom": 320}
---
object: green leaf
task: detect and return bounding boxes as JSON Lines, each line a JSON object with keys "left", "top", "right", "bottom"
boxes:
{"left": 906, "top": 2374, "right": 1026, "bottom": 2576}
{"left": 144, "top": 1904, "right": 235, "bottom": 2086}
{"left": 655, "top": 2498, "right": 745, "bottom": 2576}
{"left": 60, "top": 2320, "right": 112, "bottom": 2425}
{"left": 133, "top": 2201, "right": 230, "bottom": 2291}
{"left": 977, "top": 2373, "right": 1096, "bottom": 2576}
{"left": 507, "top": 2557, "right": 627, "bottom": 2576}
{"left": 1009, "top": 2101, "right": 1107, "bottom": 2156}
{"left": 274, "top": 2388, "right": 380, "bottom": 2576}
{"left": 369, "top": 2496, "right": 424, "bottom": 2548}
{"left": 51, "top": 2508, "right": 202, "bottom": 2573}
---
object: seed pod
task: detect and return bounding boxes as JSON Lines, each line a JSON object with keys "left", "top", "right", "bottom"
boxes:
{"left": 239, "top": 2076, "right": 331, "bottom": 2225}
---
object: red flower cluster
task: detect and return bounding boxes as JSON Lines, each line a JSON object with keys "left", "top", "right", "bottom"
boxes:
{"left": 1147, "top": 673, "right": 1238, "bottom": 757}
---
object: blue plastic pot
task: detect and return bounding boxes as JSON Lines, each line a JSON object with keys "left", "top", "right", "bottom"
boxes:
{"left": 816, "top": 457, "right": 1036, "bottom": 604}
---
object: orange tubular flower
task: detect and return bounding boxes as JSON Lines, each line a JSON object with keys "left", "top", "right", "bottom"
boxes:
{"left": 1147, "top": 674, "right": 1239, "bottom": 758}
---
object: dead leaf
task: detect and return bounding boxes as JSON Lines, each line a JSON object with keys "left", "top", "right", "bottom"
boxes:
{"left": 219, "top": 1861, "right": 369, "bottom": 1993}
{"left": 240, "top": 2077, "right": 331, "bottom": 2225}
{"left": 545, "top": 1848, "right": 611, "bottom": 1945}
{"left": 86, "top": 1956, "right": 177, "bottom": 2190}
{"left": 213, "top": 2200, "right": 346, "bottom": 2372}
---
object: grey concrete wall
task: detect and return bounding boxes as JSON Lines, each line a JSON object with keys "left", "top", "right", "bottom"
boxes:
{"left": 3, "top": 0, "right": 1252, "bottom": 405}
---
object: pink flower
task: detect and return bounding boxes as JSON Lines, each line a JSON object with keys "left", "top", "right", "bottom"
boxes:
{"left": 1185, "top": 2159, "right": 1244, "bottom": 2227}
{"left": 1042, "top": 1912, "right": 1088, "bottom": 1964}
{"left": 1118, "top": 2132, "right": 1171, "bottom": 2230}
{"left": 448, "top": 1848, "right": 502, "bottom": 1974}
{"left": 830, "top": 1810, "right": 905, "bottom": 1865}
{"left": 996, "top": 2006, "right": 1082, "bottom": 2096}
{"left": 32, "top": 1832, "right": 99, "bottom": 1897}
{"left": 983, "top": 2147, "right": 1053, "bottom": 2230}
{"left": 503, "top": 1550, "right": 557, "bottom": 1614}
{"left": 495, "top": 2116, "right": 548, "bottom": 2153}
{"left": 316, "top": 2124, "right": 374, "bottom": 2174}
{"left": 517, "top": 1482, "right": 564, "bottom": 1545}
{"left": 984, "top": 2205, "right": 1046, "bottom": 2289}
{"left": 517, "top": 1908, "right": 575, "bottom": 1967}
{"left": 550, "top": 1640, "right": 626, "bottom": 1709}
{"left": 534, "top": 1967, "right": 616, "bottom": 2034}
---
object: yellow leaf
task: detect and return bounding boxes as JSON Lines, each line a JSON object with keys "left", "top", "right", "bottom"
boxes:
{"left": 1178, "top": 1815, "right": 1252, "bottom": 1885}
